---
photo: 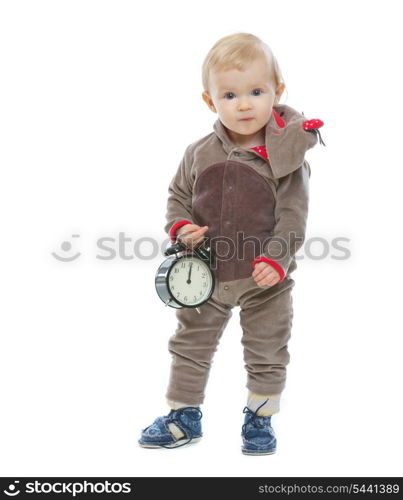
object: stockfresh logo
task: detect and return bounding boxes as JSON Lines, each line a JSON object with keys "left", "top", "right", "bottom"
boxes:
{"left": 3, "top": 481, "right": 20, "bottom": 496}
{"left": 2, "top": 480, "right": 132, "bottom": 497}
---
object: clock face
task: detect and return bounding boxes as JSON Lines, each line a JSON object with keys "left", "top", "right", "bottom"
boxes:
{"left": 168, "top": 256, "right": 213, "bottom": 306}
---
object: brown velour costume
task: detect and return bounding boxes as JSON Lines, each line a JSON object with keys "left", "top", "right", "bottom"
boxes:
{"left": 163, "top": 103, "right": 325, "bottom": 410}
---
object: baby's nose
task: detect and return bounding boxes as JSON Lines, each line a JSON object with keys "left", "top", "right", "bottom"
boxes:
{"left": 238, "top": 96, "right": 252, "bottom": 110}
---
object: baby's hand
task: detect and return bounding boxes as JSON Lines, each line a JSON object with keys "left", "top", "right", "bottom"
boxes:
{"left": 177, "top": 224, "right": 209, "bottom": 247}
{"left": 252, "top": 262, "right": 281, "bottom": 287}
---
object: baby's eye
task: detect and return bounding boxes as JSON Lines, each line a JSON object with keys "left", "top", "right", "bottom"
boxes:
{"left": 224, "top": 92, "right": 236, "bottom": 99}
{"left": 252, "top": 88, "right": 263, "bottom": 96}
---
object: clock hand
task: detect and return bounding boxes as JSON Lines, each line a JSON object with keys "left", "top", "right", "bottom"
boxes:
{"left": 186, "top": 262, "right": 193, "bottom": 284}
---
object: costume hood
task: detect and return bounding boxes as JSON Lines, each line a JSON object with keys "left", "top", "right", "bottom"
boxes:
{"left": 213, "top": 103, "right": 325, "bottom": 179}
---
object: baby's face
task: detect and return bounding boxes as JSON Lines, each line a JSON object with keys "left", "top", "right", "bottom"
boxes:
{"left": 203, "top": 57, "right": 280, "bottom": 145}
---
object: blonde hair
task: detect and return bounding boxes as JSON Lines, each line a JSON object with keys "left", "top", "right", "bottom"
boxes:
{"left": 201, "top": 32, "right": 286, "bottom": 101}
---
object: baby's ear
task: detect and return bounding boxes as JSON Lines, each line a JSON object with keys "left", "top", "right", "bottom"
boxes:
{"left": 275, "top": 83, "right": 285, "bottom": 103}
{"left": 201, "top": 91, "right": 217, "bottom": 113}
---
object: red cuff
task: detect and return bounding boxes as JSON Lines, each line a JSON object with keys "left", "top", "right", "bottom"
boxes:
{"left": 169, "top": 220, "right": 192, "bottom": 242}
{"left": 252, "top": 256, "right": 286, "bottom": 283}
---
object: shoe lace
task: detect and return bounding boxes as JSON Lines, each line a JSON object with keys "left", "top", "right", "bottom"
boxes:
{"left": 242, "top": 399, "right": 270, "bottom": 438}
{"left": 161, "top": 406, "right": 203, "bottom": 449}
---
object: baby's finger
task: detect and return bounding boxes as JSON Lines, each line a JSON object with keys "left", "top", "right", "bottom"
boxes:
{"left": 178, "top": 224, "right": 197, "bottom": 234}
{"left": 266, "top": 275, "right": 279, "bottom": 286}
{"left": 191, "top": 227, "right": 209, "bottom": 240}
{"left": 253, "top": 273, "right": 266, "bottom": 285}
{"left": 253, "top": 266, "right": 269, "bottom": 280}
{"left": 194, "top": 225, "right": 209, "bottom": 236}
{"left": 252, "top": 263, "right": 264, "bottom": 276}
{"left": 255, "top": 272, "right": 278, "bottom": 286}
{"left": 252, "top": 271, "right": 263, "bottom": 282}
{"left": 177, "top": 224, "right": 205, "bottom": 239}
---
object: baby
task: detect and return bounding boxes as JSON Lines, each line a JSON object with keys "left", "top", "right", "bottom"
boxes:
{"left": 139, "top": 32, "right": 325, "bottom": 455}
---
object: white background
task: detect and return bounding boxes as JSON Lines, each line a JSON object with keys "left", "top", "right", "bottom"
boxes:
{"left": 1, "top": 0, "right": 402, "bottom": 477}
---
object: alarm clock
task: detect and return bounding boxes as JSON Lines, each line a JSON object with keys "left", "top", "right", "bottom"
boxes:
{"left": 155, "top": 239, "right": 215, "bottom": 313}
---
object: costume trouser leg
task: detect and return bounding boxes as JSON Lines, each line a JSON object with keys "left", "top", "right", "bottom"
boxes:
{"left": 239, "top": 286, "right": 293, "bottom": 396}
{"left": 166, "top": 298, "right": 232, "bottom": 406}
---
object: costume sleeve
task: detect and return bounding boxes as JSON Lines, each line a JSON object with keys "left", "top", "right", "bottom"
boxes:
{"left": 164, "top": 145, "right": 195, "bottom": 242}
{"left": 252, "top": 160, "right": 311, "bottom": 281}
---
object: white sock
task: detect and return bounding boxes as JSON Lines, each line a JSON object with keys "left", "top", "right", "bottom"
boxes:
{"left": 166, "top": 399, "right": 199, "bottom": 439}
{"left": 247, "top": 392, "right": 281, "bottom": 416}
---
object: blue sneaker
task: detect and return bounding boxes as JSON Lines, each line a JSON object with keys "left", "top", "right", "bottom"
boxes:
{"left": 138, "top": 407, "right": 203, "bottom": 449}
{"left": 241, "top": 401, "right": 277, "bottom": 455}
